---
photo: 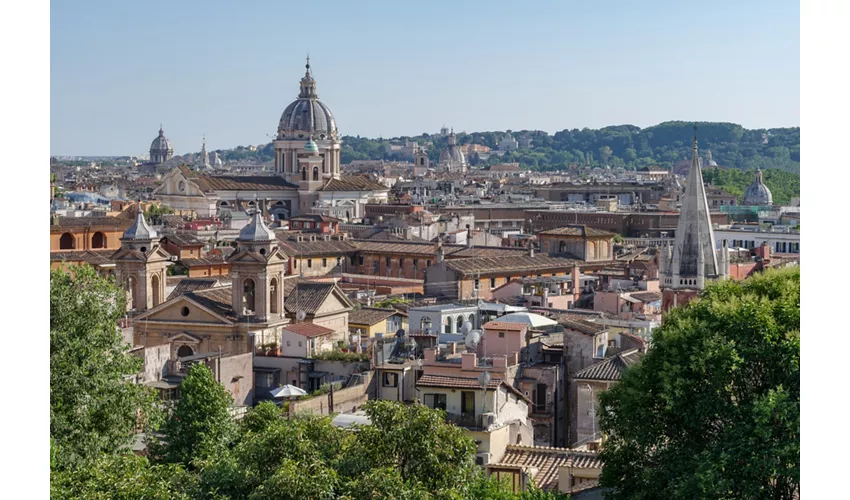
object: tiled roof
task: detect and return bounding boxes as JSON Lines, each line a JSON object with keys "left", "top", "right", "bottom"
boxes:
{"left": 494, "top": 445, "right": 603, "bottom": 491}
{"left": 180, "top": 257, "right": 231, "bottom": 267}
{"left": 289, "top": 214, "right": 341, "bottom": 223}
{"left": 185, "top": 286, "right": 237, "bottom": 321}
{"left": 167, "top": 278, "right": 219, "bottom": 301}
{"left": 277, "top": 238, "right": 359, "bottom": 257}
{"left": 416, "top": 374, "right": 503, "bottom": 390}
{"left": 559, "top": 317, "right": 607, "bottom": 335}
{"left": 51, "top": 216, "right": 132, "bottom": 230}
{"left": 50, "top": 250, "right": 114, "bottom": 266}
{"left": 573, "top": 349, "right": 643, "bottom": 381}
{"left": 447, "top": 247, "right": 530, "bottom": 259}
{"left": 482, "top": 321, "right": 528, "bottom": 332}
{"left": 352, "top": 240, "right": 446, "bottom": 257}
{"left": 445, "top": 255, "right": 580, "bottom": 276}
{"left": 349, "top": 307, "right": 398, "bottom": 326}
{"left": 160, "top": 215, "right": 187, "bottom": 228}
{"left": 318, "top": 176, "right": 389, "bottom": 192}
{"left": 281, "top": 322, "right": 335, "bottom": 338}
{"left": 196, "top": 174, "right": 298, "bottom": 192}
{"left": 285, "top": 280, "right": 351, "bottom": 315}
{"left": 538, "top": 225, "right": 617, "bottom": 238}
{"left": 161, "top": 233, "right": 204, "bottom": 247}
{"left": 629, "top": 291, "right": 661, "bottom": 303}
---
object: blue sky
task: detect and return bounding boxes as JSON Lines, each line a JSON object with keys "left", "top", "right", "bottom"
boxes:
{"left": 50, "top": 0, "right": 799, "bottom": 156}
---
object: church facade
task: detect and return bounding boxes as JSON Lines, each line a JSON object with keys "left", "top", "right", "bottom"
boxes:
{"left": 152, "top": 59, "right": 389, "bottom": 221}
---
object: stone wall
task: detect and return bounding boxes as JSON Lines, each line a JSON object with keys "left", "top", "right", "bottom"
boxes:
{"left": 289, "top": 371, "right": 373, "bottom": 416}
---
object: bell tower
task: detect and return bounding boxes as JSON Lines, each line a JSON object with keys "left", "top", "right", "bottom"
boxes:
{"left": 228, "top": 211, "right": 288, "bottom": 323}
{"left": 112, "top": 209, "right": 170, "bottom": 312}
{"left": 414, "top": 145, "right": 429, "bottom": 170}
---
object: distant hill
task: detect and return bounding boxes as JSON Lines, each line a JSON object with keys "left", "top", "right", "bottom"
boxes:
{"left": 210, "top": 121, "right": 800, "bottom": 174}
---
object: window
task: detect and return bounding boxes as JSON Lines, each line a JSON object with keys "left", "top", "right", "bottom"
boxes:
{"left": 307, "top": 259, "right": 312, "bottom": 268}
{"left": 59, "top": 232, "right": 75, "bottom": 250}
{"left": 359, "top": 256, "right": 365, "bottom": 266}
{"left": 382, "top": 372, "right": 398, "bottom": 387}
{"left": 322, "top": 258, "right": 327, "bottom": 267}
{"left": 256, "top": 372, "right": 274, "bottom": 389}
{"left": 286, "top": 341, "right": 291, "bottom": 347}
{"left": 461, "top": 391, "right": 475, "bottom": 415}
{"left": 474, "top": 277, "right": 480, "bottom": 290}
{"left": 298, "top": 341, "right": 303, "bottom": 347}
{"left": 426, "top": 260, "right": 432, "bottom": 267}
{"left": 399, "top": 258, "right": 405, "bottom": 268}
{"left": 499, "top": 332, "right": 505, "bottom": 338}
{"left": 386, "top": 257, "right": 391, "bottom": 268}
{"left": 351, "top": 255, "right": 357, "bottom": 266}
{"left": 181, "top": 306, "right": 190, "bottom": 317}
{"left": 535, "top": 383, "right": 547, "bottom": 410}
{"left": 424, "top": 393, "right": 447, "bottom": 410}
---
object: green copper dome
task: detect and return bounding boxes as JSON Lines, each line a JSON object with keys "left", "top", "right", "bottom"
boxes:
{"left": 304, "top": 138, "right": 319, "bottom": 155}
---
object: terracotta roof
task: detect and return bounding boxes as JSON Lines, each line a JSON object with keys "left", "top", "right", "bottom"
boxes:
{"left": 416, "top": 374, "right": 503, "bottom": 390}
{"left": 167, "top": 278, "right": 219, "bottom": 301}
{"left": 180, "top": 257, "right": 231, "bottom": 267}
{"left": 281, "top": 322, "right": 335, "bottom": 338}
{"left": 277, "top": 238, "right": 359, "bottom": 257}
{"left": 482, "top": 321, "right": 528, "bottom": 332}
{"left": 50, "top": 250, "right": 114, "bottom": 266}
{"left": 51, "top": 216, "right": 132, "bottom": 230}
{"left": 185, "top": 286, "right": 237, "bottom": 321}
{"left": 573, "top": 349, "right": 643, "bottom": 381}
{"left": 445, "top": 255, "right": 580, "bottom": 276}
{"left": 352, "top": 240, "right": 446, "bottom": 257}
{"left": 349, "top": 307, "right": 398, "bottom": 326}
{"left": 538, "top": 225, "right": 617, "bottom": 238}
{"left": 558, "top": 317, "right": 607, "bottom": 335}
{"left": 289, "top": 214, "right": 341, "bottom": 223}
{"left": 196, "top": 173, "right": 298, "bottom": 191}
{"left": 318, "top": 176, "right": 389, "bottom": 192}
{"left": 493, "top": 445, "right": 603, "bottom": 491}
{"left": 447, "top": 247, "right": 530, "bottom": 259}
{"left": 160, "top": 215, "right": 187, "bottom": 228}
{"left": 285, "top": 280, "right": 351, "bottom": 315}
{"left": 161, "top": 234, "right": 204, "bottom": 247}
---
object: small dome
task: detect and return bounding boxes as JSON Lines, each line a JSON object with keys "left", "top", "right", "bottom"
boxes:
{"left": 238, "top": 211, "right": 275, "bottom": 242}
{"left": 123, "top": 211, "right": 157, "bottom": 241}
{"left": 742, "top": 168, "right": 773, "bottom": 205}
{"left": 304, "top": 138, "right": 319, "bottom": 155}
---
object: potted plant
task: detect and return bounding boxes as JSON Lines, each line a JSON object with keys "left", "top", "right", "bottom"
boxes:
{"left": 267, "top": 342, "right": 281, "bottom": 357}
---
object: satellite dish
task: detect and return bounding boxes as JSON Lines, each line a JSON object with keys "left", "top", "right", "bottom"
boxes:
{"left": 296, "top": 310, "right": 307, "bottom": 322}
{"left": 461, "top": 321, "right": 472, "bottom": 335}
{"left": 464, "top": 330, "right": 481, "bottom": 350}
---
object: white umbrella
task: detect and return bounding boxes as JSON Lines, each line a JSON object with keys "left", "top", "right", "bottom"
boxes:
{"left": 269, "top": 385, "right": 308, "bottom": 399}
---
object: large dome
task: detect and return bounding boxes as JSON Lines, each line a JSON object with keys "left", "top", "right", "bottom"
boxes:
{"left": 277, "top": 59, "right": 338, "bottom": 139}
{"left": 440, "top": 145, "right": 465, "bottom": 164}
{"left": 742, "top": 168, "right": 773, "bottom": 206}
{"left": 150, "top": 126, "right": 173, "bottom": 154}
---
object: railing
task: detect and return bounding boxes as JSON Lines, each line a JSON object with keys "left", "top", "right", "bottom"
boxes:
{"left": 445, "top": 412, "right": 483, "bottom": 429}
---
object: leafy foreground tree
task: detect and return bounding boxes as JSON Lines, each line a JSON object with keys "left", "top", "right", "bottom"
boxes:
{"left": 154, "top": 363, "right": 236, "bottom": 466}
{"left": 50, "top": 266, "right": 159, "bottom": 470}
{"left": 598, "top": 267, "right": 800, "bottom": 499}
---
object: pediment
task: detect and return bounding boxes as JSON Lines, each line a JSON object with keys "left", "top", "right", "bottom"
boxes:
{"left": 228, "top": 250, "right": 267, "bottom": 263}
{"left": 167, "top": 332, "right": 202, "bottom": 344}
{"left": 134, "top": 295, "right": 233, "bottom": 326}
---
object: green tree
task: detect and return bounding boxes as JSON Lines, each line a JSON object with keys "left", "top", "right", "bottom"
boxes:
{"left": 156, "top": 363, "right": 236, "bottom": 466}
{"left": 50, "top": 266, "right": 160, "bottom": 470}
{"left": 51, "top": 454, "right": 197, "bottom": 499}
{"left": 598, "top": 267, "right": 800, "bottom": 499}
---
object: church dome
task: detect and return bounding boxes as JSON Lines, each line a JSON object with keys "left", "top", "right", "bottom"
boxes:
{"left": 278, "top": 59, "right": 338, "bottom": 139}
{"left": 304, "top": 138, "right": 319, "bottom": 155}
{"left": 742, "top": 168, "right": 773, "bottom": 206}
{"left": 150, "top": 126, "right": 173, "bottom": 154}
{"left": 440, "top": 145, "right": 465, "bottom": 164}
{"left": 238, "top": 211, "right": 275, "bottom": 242}
{"left": 122, "top": 211, "right": 157, "bottom": 241}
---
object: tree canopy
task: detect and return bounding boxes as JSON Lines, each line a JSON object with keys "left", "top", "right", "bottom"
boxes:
{"left": 598, "top": 267, "right": 800, "bottom": 499}
{"left": 50, "top": 265, "right": 160, "bottom": 470}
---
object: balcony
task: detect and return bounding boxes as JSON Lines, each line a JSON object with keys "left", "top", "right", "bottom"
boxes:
{"left": 445, "top": 412, "right": 484, "bottom": 429}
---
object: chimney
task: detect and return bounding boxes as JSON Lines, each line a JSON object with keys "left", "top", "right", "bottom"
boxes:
{"left": 51, "top": 214, "right": 61, "bottom": 226}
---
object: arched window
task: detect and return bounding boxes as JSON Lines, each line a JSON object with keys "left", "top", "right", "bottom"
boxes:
{"left": 270, "top": 277, "right": 279, "bottom": 315}
{"left": 151, "top": 274, "right": 161, "bottom": 307}
{"left": 420, "top": 157, "right": 425, "bottom": 166}
{"left": 457, "top": 316, "right": 464, "bottom": 332}
{"left": 588, "top": 241, "right": 597, "bottom": 260}
{"left": 220, "top": 201, "right": 229, "bottom": 207}
{"left": 420, "top": 316, "right": 432, "bottom": 333}
{"left": 91, "top": 231, "right": 106, "bottom": 249}
{"left": 59, "top": 232, "right": 75, "bottom": 250}
{"left": 243, "top": 278, "right": 256, "bottom": 314}
{"left": 301, "top": 167, "right": 307, "bottom": 181}
{"left": 559, "top": 240, "right": 566, "bottom": 253}
{"left": 468, "top": 313, "right": 476, "bottom": 329}
{"left": 176, "top": 345, "right": 194, "bottom": 359}
{"left": 312, "top": 166, "right": 319, "bottom": 181}
{"left": 445, "top": 316, "right": 453, "bottom": 334}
